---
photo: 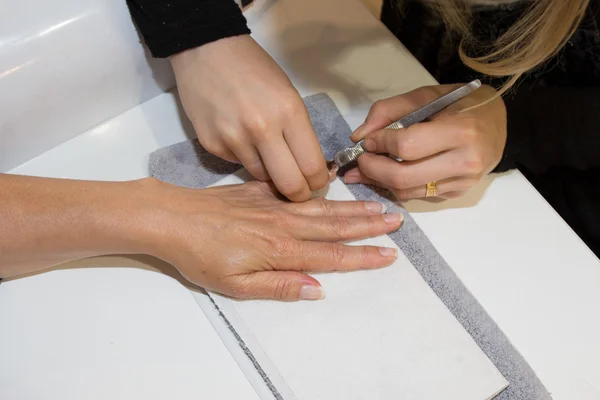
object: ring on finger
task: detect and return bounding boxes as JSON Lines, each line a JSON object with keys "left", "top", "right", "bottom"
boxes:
{"left": 425, "top": 181, "right": 438, "bottom": 197}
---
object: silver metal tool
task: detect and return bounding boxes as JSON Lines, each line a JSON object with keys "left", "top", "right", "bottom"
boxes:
{"left": 329, "top": 79, "right": 482, "bottom": 168}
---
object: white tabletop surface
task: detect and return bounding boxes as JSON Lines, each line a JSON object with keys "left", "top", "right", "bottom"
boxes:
{"left": 2, "top": 0, "right": 600, "bottom": 399}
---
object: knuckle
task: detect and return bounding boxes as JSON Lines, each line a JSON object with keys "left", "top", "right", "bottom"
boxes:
{"left": 369, "top": 99, "right": 393, "bottom": 118}
{"left": 389, "top": 172, "right": 410, "bottom": 190}
{"left": 222, "top": 131, "right": 244, "bottom": 149}
{"left": 365, "top": 215, "right": 382, "bottom": 235}
{"left": 331, "top": 217, "right": 351, "bottom": 240}
{"left": 273, "top": 279, "right": 293, "bottom": 301}
{"left": 371, "top": 99, "right": 385, "bottom": 114}
{"left": 245, "top": 115, "right": 270, "bottom": 139}
{"left": 201, "top": 140, "right": 226, "bottom": 156}
{"left": 394, "top": 139, "right": 410, "bottom": 158}
{"left": 280, "top": 181, "right": 308, "bottom": 199}
{"left": 274, "top": 238, "right": 296, "bottom": 258}
{"left": 262, "top": 209, "right": 285, "bottom": 225}
{"left": 317, "top": 197, "right": 335, "bottom": 216}
{"left": 331, "top": 243, "right": 349, "bottom": 264}
{"left": 302, "top": 159, "right": 325, "bottom": 180}
{"left": 463, "top": 152, "right": 485, "bottom": 174}
{"left": 460, "top": 117, "right": 482, "bottom": 143}
{"left": 280, "top": 96, "right": 304, "bottom": 120}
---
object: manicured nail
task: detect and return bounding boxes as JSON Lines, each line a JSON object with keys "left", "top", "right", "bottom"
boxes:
{"left": 299, "top": 285, "right": 326, "bottom": 300}
{"left": 382, "top": 213, "right": 403, "bottom": 225}
{"left": 378, "top": 247, "right": 398, "bottom": 258}
{"left": 365, "top": 201, "right": 387, "bottom": 213}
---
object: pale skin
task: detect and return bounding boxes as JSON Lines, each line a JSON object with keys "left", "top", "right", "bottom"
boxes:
{"left": 0, "top": 174, "right": 402, "bottom": 301}
{"left": 3, "top": 34, "right": 506, "bottom": 301}
{"left": 170, "top": 35, "right": 507, "bottom": 200}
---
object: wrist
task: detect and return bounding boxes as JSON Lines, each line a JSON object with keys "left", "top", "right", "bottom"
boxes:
{"left": 90, "top": 178, "right": 169, "bottom": 257}
{"left": 111, "top": 178, "right": 204, "bottom": 262}
{"left": 170, "top": 34, "right": 253, "bottom": 73}
{"left": 0, "top": 176, "right": 168, "bottom": 278}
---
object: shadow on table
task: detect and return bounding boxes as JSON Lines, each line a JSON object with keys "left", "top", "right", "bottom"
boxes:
{"left": 4, "top": 254, "right": 206, "bottom": 296}
{"left": 274, "top": 22, "right": 395, "bottom": 107}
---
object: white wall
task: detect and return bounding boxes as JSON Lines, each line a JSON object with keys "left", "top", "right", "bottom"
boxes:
{"left": 0, "top": 0, "right": 175, "bottom": 171}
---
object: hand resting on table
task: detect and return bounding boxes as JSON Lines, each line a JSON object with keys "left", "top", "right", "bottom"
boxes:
{"left": 0, "top": 174, "right": 402, "bottom": 301}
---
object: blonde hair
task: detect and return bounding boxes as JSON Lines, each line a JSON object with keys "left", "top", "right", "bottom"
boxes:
{"left": 421, "top": 0, "right": 589, "bottom": 99}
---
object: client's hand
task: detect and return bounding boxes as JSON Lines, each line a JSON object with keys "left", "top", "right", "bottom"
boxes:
{"left": 146, "top": 179, "right": 402, "bottom": 301}
{"left": 346, "top": 84, "right": 507, "bottom": 199}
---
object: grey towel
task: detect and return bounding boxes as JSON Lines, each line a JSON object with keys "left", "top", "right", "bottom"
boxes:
{"left": 149, "top": 93, "right": 551, "bottom": 400}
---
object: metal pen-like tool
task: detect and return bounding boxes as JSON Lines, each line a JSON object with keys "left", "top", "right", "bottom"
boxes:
{"left": 328, "top": 79, "right": 482, "bottom": 169}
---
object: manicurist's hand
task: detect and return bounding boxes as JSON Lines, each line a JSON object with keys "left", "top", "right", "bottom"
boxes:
{"left": 170, "top": 35, "right": 329, "bottom": 202}
{"left": 1, "top": 174, "right": 402, "bottom": 301}
{"left": 345, "top": 84, "right": 507, "bottom": 199}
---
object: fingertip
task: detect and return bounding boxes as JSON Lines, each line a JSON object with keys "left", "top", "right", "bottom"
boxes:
{"left": 299, "top": 284, "right": 326, "bottom": 300}
{"left": 382, "top": 212, "right": 404, "bottom": 227}
{"left": 360, "top": 246, "right": 398, "bottom": 270}
{"left": 343, "top": 168, "right": 361, "bottom": 184}
{"left": 241, "top": 271, "right": 323, "bottom": 301}
{"left": 307, "top": 168, "right": 332, "bottom": 191}
{"left": 279, "top": 182, "right": 313, "bottom": 202}
{"left": 248, "top": 167, "right": 270, "bottom": 182}
{"left": 287, "top": 189, "right": 313, "bottom": 202}
{"left": 378, "top": 247, "right": 398, "bottom": 258}
{"left": 350, "top": 123, "right": 367, "bottom": 142}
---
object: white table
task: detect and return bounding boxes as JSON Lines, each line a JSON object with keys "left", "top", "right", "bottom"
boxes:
{"left": 2, "top": 0, "right": 599, "bottom": 399}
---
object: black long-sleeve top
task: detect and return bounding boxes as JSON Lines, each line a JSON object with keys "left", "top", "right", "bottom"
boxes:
{"left": 126, "top": 0, "right": 600, "bottom": 256}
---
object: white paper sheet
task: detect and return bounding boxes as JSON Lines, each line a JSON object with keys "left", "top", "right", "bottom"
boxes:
{"left": 206, "top": 174, "right": 508, "bottom": 400}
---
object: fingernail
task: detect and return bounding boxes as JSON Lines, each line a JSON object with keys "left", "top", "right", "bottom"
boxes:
{"left": 344, "top": 169, "right": 360, "bottom": 184}
{"left": 365, "top": 201, "right": 387, "bottom": 213}
{"left": 382, "top": 213, "right": 404, "bottom": 225}
{"left": 299, "top": 285, "right": 326, "bottom": 300}
{"left": 363, "top": 138, "right": 376, "bottom": 152}
{"left": 378, "top": 247, "right": 398, "bottom": 258}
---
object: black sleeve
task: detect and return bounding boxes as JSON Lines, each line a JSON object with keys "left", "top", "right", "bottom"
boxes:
{"left": 126, "top": 0, "right": 251, "bottom": 58}
{"left": 493, "top": 85, "right": 600, "bottom": 174}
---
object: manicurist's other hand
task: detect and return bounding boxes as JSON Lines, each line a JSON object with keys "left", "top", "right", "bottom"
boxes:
{"left": 170, "top": 35, "right": 329, "bottom": 202}
{"left": 346, "top": 84, "right": 507, "bottom": 199}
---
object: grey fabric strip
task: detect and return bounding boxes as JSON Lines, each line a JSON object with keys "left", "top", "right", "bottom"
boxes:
{"left": 148, "top": 93, "right": 552, "bottom": 400}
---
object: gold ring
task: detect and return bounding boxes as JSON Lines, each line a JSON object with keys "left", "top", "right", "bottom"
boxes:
{"left": 425, "top": 181, "right": 438, "bottom": 197}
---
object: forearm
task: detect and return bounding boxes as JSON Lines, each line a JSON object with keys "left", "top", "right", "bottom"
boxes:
{"left": 0, "top": 174, "right": 156, "bottom": 279}
{"left": 125, "top": 0, "right": 250, "bottom": 58}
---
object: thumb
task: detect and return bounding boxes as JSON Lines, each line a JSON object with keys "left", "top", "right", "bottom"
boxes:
{"left": 231, "top": 271, "right": 325, "bottom": 301}
{"left": 350, "top": 86, "right": 444, "bottom": 142}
